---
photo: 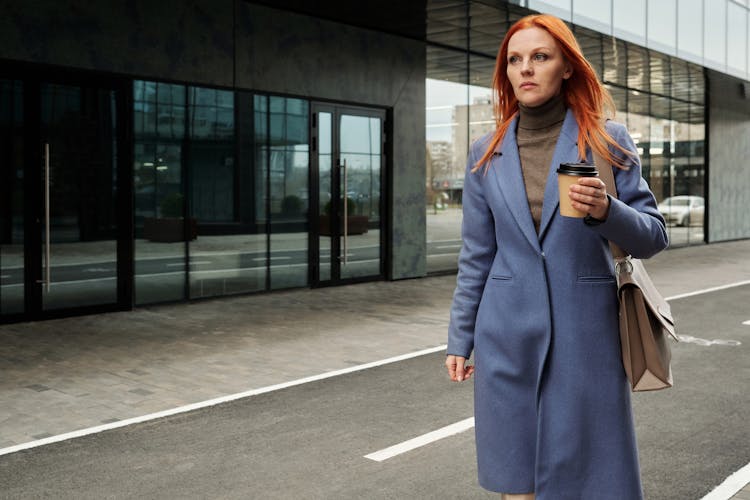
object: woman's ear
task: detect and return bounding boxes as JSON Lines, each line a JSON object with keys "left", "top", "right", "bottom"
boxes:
{"left": 563, "top": 62, "right": 573, "bottom": 80}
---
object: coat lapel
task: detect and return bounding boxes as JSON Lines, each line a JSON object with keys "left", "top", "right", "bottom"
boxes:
{"left": 490, "top": 116, "right": 541, "bottom": 253}
{"left": 538, "top": 109, "right": 582, "bottom": 241}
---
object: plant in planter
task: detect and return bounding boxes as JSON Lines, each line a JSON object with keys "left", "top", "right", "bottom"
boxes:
{"left": 319, "top": 196, "right": 369, "bottom": 236}
{"left": 142, "top": 193, "right": 198, "bottom": 242}
{"left": 281, "top": 195, "right": 305, "bottom": 217}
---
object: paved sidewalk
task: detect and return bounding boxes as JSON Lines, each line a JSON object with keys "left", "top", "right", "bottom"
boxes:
{"left": 0, "top": 239, "right": 749, "bottom": 497}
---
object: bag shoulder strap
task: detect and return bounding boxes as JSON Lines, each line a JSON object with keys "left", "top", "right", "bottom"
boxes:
{"left": 592, "top": 147, "right": 628, "bottom": 259}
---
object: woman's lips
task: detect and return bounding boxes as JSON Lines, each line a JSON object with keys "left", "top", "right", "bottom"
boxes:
{"left": 520, "top": 82, "right": 537, "bottom": 90}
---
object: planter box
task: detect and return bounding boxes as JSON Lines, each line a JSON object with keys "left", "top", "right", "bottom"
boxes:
{"left": 319, "top": 215, "right": 369, "bottom": 236}
{"left": 143, "top": 217, "right": 198, "bottom": 242}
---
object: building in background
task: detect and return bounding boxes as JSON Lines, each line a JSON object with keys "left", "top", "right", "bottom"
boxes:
{"left": 1, "top": 0, "right": 748, "bottom": 322}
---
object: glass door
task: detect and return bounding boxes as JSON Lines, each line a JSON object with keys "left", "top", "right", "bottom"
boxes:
{"left": 0, "top": 78, "right": 25, "bottom": 317}
{"left": 38, "top": 81, "right": 120, "bottom": 311}
{"left": 0, "top": 68, "right": 130, "bottom": 321}
{"left": 312, "top": 104, "right": 385, "bottom": 285}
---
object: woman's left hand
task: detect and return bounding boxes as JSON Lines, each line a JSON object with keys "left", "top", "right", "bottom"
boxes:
{"left": 569, "top": 177, "right": 610, "bottom": 220}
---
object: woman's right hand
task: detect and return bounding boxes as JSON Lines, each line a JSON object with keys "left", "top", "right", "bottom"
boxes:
{"left": 446, "top": 355, "right": 474, "bottom": 382}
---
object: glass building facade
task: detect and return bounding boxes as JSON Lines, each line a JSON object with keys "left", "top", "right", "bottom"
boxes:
{"left": 425, "top": 0, "right": 717, "bottom": 273}
{"left": 132, "top": 82, "right": 314, "bottom": 304}
{"left": 0, "top": 0, "right": 747, "bottom": 321}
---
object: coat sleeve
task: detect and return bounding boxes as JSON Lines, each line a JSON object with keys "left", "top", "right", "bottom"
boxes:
{"left": 588, "top": 121, "right": 669, "bottom": 259}
{"left": 447, "top": 142, "right": 497, "bottom": 359}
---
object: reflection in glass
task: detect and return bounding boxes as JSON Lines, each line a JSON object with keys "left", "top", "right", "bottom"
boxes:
{"left": 189, "top": 89, "right": 266, "bottom": 299}
{"left": 318, "top": 112, "right": 332, "bottom": 282}
{"left": 426, "top": 60, "right": 470, "bottom": 273}
{"left": 0, "top": 79, "right": 24, "bottom": 315}
{"left": 41, "top": 83, "right": 118, "bottom": 310}
{"left": 134, "top": 81, "right": 186, "bottom": 304}
{"left": 265, "top": 96, "right": 309, "bottom": 290}
{"left": 340, "top": 114, "right": 381, "bottom": 280}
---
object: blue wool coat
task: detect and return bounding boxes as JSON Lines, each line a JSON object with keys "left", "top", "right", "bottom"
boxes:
{"left": 447, "top": 110, "right": 668, "bottom": 499}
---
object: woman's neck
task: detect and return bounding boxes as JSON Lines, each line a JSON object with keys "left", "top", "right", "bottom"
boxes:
{"left": 518, "top": 93, "right": 566, "bottom": 130}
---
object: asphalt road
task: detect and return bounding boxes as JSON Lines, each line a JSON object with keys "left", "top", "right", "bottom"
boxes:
{"left": 0, "top": 285, "right": 747, "bottom": 500}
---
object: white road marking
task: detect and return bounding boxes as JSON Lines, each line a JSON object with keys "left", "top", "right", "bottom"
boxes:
{"left": 436, "top": 244, "right": 462, "bottom": 249}
{"left": 0, "top": 345, "right": 448, "bottom": 457}
{"left": 166, "top": 261, "right": 212, "bottom": 267}
{"left": 699, "top": 461, "right": 750, "bottom": 500}
{"left": 426, "top": 239, "right": 462, "bottom": 244}
{"left": 252, "top": 256, "right": 291, "bottom": 261}
{"left": 677, "top": 335, "right": 741, "bottom": 346}
{"left": 743, "top": 320, "right": 750, "bottom": 326}
{"left": 364, "top": 417, "right": 475, "bottom": 462}
{"left": 664, "top": 280, "right": 750, "bottom": 301}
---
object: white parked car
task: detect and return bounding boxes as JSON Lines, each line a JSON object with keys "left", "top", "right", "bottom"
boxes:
{"left": 658, "top": 195, "right": 704, "bottom": 227}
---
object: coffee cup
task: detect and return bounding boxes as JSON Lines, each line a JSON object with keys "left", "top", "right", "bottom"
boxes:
{"left": 557, "top": 163, "right": 599, "bottom": 218}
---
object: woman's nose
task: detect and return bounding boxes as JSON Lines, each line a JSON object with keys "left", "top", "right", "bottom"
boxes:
{"left": 520, "top": 60, "right": 533, "bottom": 75}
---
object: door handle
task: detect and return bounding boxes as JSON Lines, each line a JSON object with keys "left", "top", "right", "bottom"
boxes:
{"left": 36, "top": 143, "right": 51, "bottom": 292}
{"left": 341, "top": 159, "right": 348, "bottom": 266}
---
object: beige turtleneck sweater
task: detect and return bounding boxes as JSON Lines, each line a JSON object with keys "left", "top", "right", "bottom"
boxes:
{"left": 516, "top": 93, "right": 567, "bottom": 233}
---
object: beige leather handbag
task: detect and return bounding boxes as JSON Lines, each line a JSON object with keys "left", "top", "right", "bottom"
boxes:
{"left": 595, "top": 151, "right": 678, "bottom": 392}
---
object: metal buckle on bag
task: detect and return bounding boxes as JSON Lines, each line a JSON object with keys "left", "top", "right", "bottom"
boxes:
{"left": 615, "top": 257, "right": 633, "bottom": 275}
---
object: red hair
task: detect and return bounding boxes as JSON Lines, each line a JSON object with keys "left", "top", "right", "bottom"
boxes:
{"left": 474, "top": 14, "right": 630, "bottom": 172}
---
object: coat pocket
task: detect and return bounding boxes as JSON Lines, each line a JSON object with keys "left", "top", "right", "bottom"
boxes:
{"left": 577, "top": 274, "right": 615, "bottom": 284}
{"left": 489, "top": 274, "right": 513, "bottom": 282}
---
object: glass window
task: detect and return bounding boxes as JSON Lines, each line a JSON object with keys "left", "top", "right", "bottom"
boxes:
{"left": 602, "top": 37, "right": 628, "bottom": 87}
{"left": 627, "top": 45, "right": 650, "bottom": 93}
{"left": 267, "top": 96, "right": 309, "bottom": 290}
{"left": 677, "top": 0, "right": 704, "bottom": 61}
{"left": 189, "top": 87, "right": 235, "bottom": 223}
{"left": 606, "top": 84, "right": 627, "bottom": 118}
{"left": 134, "top": 81, "right": 187, "bottom": 305}
{"left": 0, "top": 79, "right": 24, "bottom": 315}
{"left": 575, "top": 25, "right": 605, "bottom": 79}
{"left": 613, "top": 0, "right": 646, "bottom": 43}
{"left": 573, "top": 0, "right": 612, "bottom": 33}
{"left": 727, "top": 2, "right": 748, "bottom": 74}
{"left": 188, "top": 89, "right": 267, "bottom": 299}
{"left": 427, "top": 0, "right": 468, "bottom": 50}
{"left": 650, "top": 51, "right": 672, "bottom": 98}
{"left": 339, "top": 113, "right": 382, "bottom": 280}
{"left": 687, "top": 104, "right": 706, "bottom": 244}
{"left": 470, "top": 2, "right": 510, "bottom": 56}
{"left": 704, "top": 0, "right": 727, "bottom": 68}
{"left": 647, "top": 0, "right": 677, "bottom": 52}
{"left": 426, "top": 45, "right": 470, "bottom": 274}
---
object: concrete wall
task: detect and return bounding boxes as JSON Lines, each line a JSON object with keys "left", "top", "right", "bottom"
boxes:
{"left": 0, "top": 0, "right": 427, "bottom": 280}
{"left": 707, "top": 70, "right": 750, "bottom": 242}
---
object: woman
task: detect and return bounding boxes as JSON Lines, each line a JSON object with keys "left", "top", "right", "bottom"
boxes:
{"left": 445, "top": 14, "right": 667, "bottom": 500}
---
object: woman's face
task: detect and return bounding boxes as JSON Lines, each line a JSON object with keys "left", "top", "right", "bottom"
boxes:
{"left": 506, "top": 27, "right": 572, "bottom": 108}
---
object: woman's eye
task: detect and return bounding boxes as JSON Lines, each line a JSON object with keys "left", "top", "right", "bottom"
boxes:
{"left": 508, "top": 55, "right": 520, "bottom": 64}
{"left": 534, "top": 53, "right": 548, "bottom": 61}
